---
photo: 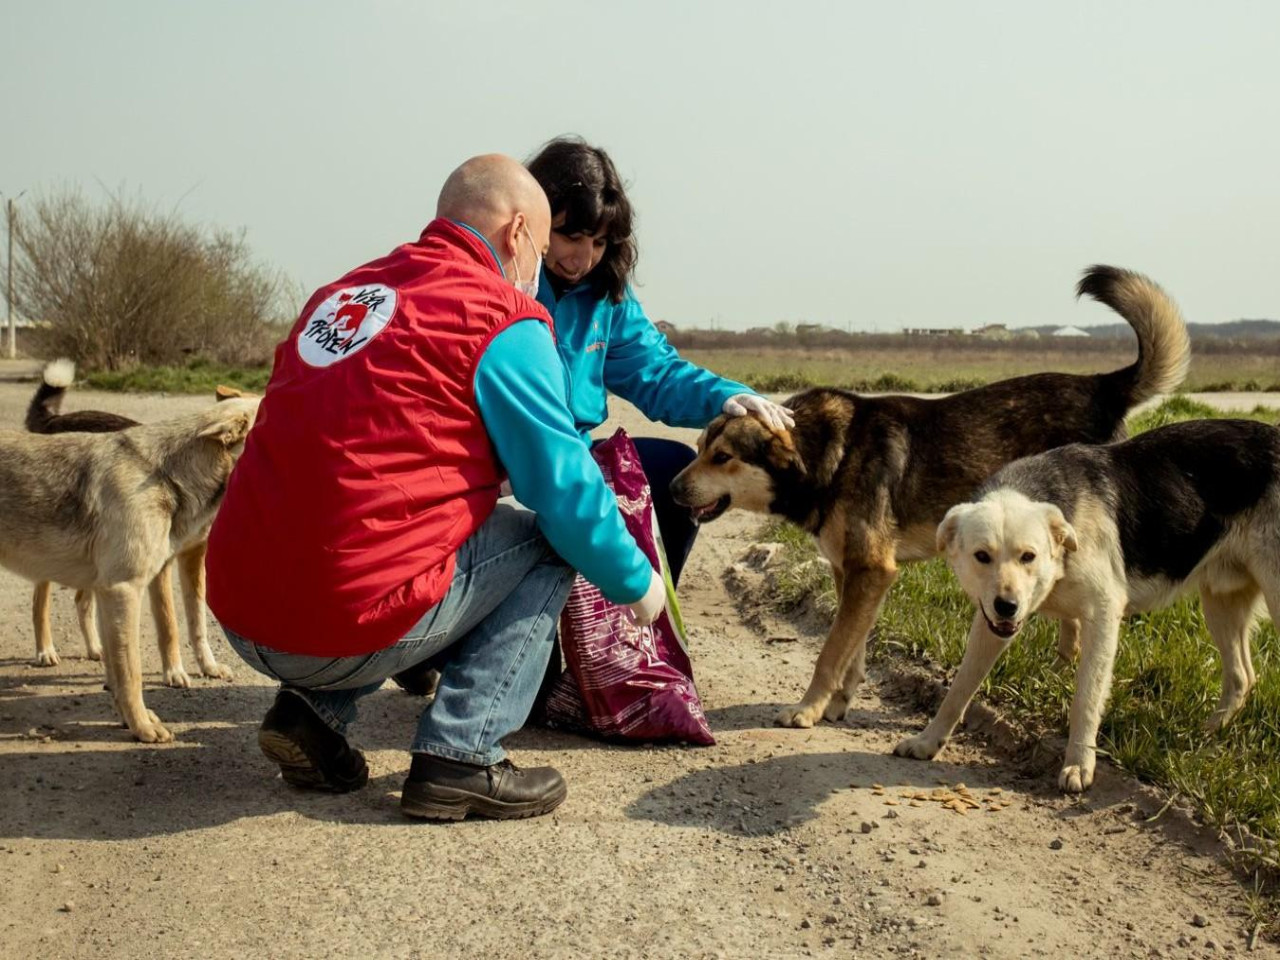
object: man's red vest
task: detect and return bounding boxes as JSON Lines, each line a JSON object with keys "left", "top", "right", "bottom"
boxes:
{"left": 207, "top": 219, "right": 553, "bottom": 657}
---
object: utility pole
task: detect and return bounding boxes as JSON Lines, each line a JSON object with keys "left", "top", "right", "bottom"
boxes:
{"left": 4, "top": 192, "right": 23, "bottom": 360}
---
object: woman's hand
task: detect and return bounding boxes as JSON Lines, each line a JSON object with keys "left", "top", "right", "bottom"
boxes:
{"left": 723, "top": 393, "right": 795, "bottom": 431}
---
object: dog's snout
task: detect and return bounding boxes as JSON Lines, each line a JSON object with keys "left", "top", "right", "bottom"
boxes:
{"left": 993, "top": 597, "right": 1018, "bottom": 619}
{"left": 668, "top": 475, "right": 687, "bottom": 503}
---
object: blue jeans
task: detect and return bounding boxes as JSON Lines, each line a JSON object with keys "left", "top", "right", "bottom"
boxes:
{"left": 630, "top": 437, "right": 699, "bottom": 587}
{"left": 224, "top": 504, "right": 575, "bottom": 766}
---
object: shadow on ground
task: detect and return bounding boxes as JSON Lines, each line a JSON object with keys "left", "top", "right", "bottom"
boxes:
{"left": 625, "top": 749, "right": 993, "bottom": 836}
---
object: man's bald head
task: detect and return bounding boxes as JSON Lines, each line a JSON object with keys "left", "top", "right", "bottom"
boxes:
{"left": 437, "top": 154, "right": 549, "bottom": 234}
{"left": 436, "top": 154, "right": 550, "bottom": 287}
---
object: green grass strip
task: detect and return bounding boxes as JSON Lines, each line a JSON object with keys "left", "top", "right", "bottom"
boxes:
{"left": 83, "top": 359, "right": 271, "bottom": 394}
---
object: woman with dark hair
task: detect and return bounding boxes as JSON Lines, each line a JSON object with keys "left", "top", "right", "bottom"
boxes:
{"left": 524, "top": 135, "right": 793, "bottom": 586}
{"left": 392, "top": 137, "right": 790, "bottom": 708}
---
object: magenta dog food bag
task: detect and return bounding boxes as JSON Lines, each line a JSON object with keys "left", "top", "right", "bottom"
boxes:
{"left": 543, "top": 429, "right": 714, "bottom": 745}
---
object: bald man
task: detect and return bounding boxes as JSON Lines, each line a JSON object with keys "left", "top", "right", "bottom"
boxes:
{"left": 207, "top": 154, "right": 666, "bottom": 821}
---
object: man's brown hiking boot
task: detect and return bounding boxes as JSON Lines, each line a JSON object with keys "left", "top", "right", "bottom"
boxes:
{"left": 400, "top": 755, "right": 566, "bottom": 820}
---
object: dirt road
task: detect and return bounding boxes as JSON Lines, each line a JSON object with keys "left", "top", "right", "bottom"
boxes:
{"left": 0, "top": 381, "right": 1273, "bottom": 959}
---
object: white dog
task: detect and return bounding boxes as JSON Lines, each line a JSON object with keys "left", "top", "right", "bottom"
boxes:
{"left": 894, "top": 418, "right": 1280, "bottom": 792}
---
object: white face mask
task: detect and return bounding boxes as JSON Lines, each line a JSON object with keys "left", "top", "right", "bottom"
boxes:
{"left": 512, "top": 224, "right": 541, "bottom": 299}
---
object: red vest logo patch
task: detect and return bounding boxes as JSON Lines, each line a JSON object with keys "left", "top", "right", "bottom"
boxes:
{"left": 297, "top": 285, "right": 398, "bottom": 367}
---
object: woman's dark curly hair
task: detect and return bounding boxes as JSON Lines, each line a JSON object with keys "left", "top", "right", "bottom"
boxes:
{"left": 526, "top": 136, "right": 637, "bottom": 304}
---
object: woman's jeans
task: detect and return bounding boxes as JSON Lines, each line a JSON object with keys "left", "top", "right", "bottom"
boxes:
{"left": 630, "top": 437, "right": 699, "bottom": 585}
{"left": 224, "top": 504, "right": 575, "bottom": 767}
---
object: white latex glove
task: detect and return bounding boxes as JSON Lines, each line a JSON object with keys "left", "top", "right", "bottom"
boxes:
{"left": 723, "top": 393, "right": 795, "bottom": 431}
{"left": 626, "top": 569, "right": 667, "bottom": 627}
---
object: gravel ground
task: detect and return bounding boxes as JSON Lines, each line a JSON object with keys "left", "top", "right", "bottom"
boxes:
{"left": 0, "top": 379, "right": 1275, "bottom": 959}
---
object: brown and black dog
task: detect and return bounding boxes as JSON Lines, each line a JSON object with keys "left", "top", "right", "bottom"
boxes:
{"left": 24, "top": 358, "right": 246, "bottom": 687}
{"left": 670, "top": 266, "right": 1191, "bottom": 729}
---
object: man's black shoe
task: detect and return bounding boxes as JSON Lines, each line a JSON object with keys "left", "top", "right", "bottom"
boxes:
{"left": 400, "top": 755, "right": 566, "bottom": 821}
{"left": 390, "top": 663, "right": 441, "bottom": 698}
{"left": 257, "top": 690, "right": 369, "bottom": 793}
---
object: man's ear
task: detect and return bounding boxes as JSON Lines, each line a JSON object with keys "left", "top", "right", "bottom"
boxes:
{"left": 501, "top": 213, "right": 525, "bottom": 262}
{"left": 1044, "top": 504, "right": 1078, "bottom": 554}
{"left": 936, "top": 504, "right": 972, "bottom": 554}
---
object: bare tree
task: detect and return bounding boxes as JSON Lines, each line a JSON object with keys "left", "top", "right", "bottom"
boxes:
{"left": 5, "top": 188, "right": 289, "bottom": 370}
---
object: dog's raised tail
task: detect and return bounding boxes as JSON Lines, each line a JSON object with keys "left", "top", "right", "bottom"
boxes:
{"left": 1077, "top": 265, "right": 1191, "bottom": 405}
{"left": 25, "top": 358, "right": 76, "bottom": 432}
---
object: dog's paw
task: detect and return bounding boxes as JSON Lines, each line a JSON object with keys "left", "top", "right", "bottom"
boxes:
{"left": 33, "top": 650, "right": 61, "bottom": 668}
{"left": 893, "top": 733, "right": 942, "bottom": 761}
{"left": 1203, "top": 709, "right": 1236, "bottom": 735}
{"left": 83, "top": 646, "right": 102, "bottom": 662}
{"left": 1057, "top": 763, "right": 1094, "bottom": 793}
{"left": 131, "top": 715, "right": 174, "bottom": 744}
{"left": 774, "top": 703, "right": 821, "bottom": 729}
{"left": 163, "top": 667, "right": 192, "bottom": 689}
{"left": 1204, "top": 697, "right": 1245, "bottom": 735}
{"left": 823, "top": 692, "right": 851, "bottom": 723}
{"left": 200, "top": 661, "right": 234, "bottom": 681}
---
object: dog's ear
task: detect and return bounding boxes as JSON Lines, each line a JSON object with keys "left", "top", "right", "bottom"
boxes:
{"left": 766, "top": 428, "right": 806, "bottom": 475}
{"left": 697, "top": 414, "right": 730, "bottom": 454}
{"left": 199, "top": 410, "right": 253, "bottom": 447}
{"left": 1043, "top": 504, "right": 1078, "bottom": 554}
{"left": 936, "top": 504, "right": 972, "bottom": 554}
{"left": 215, "top": 384, "right": 244, "bottom": 402}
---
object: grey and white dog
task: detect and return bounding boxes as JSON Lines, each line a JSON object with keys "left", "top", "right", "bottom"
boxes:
{"left": 896, "top": 418, "right": 1280, "bottom": 791}
{"left": 0, "top": 397, "right": 259, "bottom": 742}
{"left": 24, "top": 359, "right": 243, "bottom": 686}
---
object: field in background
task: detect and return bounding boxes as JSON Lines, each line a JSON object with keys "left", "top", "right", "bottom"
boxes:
{"left": 758, "top": 397, "right": 1280, "bottom": 895}
{"left": 66, "top": 341, "right": 1280, "bottom": 396}
{"left": 683, "top": 345, "right": 1280, "bottom": 393}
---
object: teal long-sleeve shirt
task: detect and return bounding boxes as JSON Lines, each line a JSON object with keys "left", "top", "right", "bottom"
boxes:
{"left": 534, "top": 273, "right": 754, "bottom": 439}
{"left": 474, "top": 271, "right": 756, "bottom": 603}
{"left": 474, "top": 319, "right": 653, "bottom": 603}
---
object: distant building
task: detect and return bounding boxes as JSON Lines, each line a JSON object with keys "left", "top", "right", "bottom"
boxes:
{"left": 1014, "top": 328, "right": 1041, "bottom": 340}
{"left": 795, "top": 323, "right": 826, "bottom": 336}
{"left": 973, "top": 323, "right": 1013, "bottom": 341}
{"left": 1052, "top": 325, "right": 1091, "bottom": 338}
{"left": 903, "top": 327, "right": 962, "bottom": 337}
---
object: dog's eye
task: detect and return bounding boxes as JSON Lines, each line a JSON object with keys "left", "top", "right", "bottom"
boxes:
{"left": 1020, "top": 551, "right": 1036, "bottom": 564}
{"left": 974, "top": 551, "right": 991, "bottom": 564}
{"left": 710, "top": 451, "right": 733, "bottom": 466}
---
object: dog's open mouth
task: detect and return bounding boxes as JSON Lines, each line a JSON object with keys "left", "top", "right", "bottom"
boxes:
{"left": 690, "top": 494, "right": 731, "bottom": 525}
{"left": 982, "top": 606, "right": 1021, "bottom": 639}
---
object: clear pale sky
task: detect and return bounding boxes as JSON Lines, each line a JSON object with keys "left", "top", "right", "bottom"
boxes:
{"left": 2, "top": 1, "right": 1277, "bottom": 331}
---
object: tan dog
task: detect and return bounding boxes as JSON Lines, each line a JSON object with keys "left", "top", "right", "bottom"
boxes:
{"left": 670, "top": 266, "right": 1190, "bottom": 729}
{"left": 25, "top": 360, "right": 251, "bottom": 686}
{"left": 0, "top": 396, "right": 260, "bottom": 742}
